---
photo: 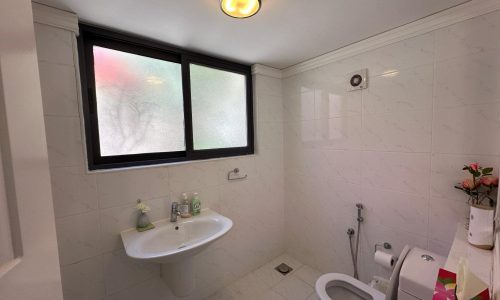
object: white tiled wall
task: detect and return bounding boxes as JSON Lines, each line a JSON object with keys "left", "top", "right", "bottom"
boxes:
{"left": 283, "top": 10, "right": 500, "bottom": 283}
{"left": 34, "top": 5, "right": 500, "bottom": 299}
{"left": 34, "top": 22, "right": 285, "bottom": 300}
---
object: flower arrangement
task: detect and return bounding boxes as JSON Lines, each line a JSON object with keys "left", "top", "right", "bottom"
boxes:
{"left": 454, "top": 162, "right": 498, "bottom": 207}
{"left": 136, "top": 200, "right": 151, "bottom": 214}
{"left": 136, "top": 199, "right": 154, "bottom": 232}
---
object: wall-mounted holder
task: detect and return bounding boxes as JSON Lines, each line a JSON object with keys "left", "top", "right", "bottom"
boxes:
{"left": 227, "top": 168, "right": 248, "bottom": 181}
{"left": 374, "top": 242, "right": 392, "bottom": 253}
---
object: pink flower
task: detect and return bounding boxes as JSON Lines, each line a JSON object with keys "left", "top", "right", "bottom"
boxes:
{"left": 480, "top": 176, "right": 499, "bottom": 187}
{"left": 469, "top": 163, "right": 479, "bottom": 171}
{"left": 462, "top": 178, "right": 480, "bottom": 190}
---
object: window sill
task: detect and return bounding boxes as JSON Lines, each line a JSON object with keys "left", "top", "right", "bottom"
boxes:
{"left": 84, "top": 153, "right": 257, "bottom": 174}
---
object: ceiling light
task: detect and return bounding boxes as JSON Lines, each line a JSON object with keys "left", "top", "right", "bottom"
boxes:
{"left": 221, "top": 0, "right": 261, "bottom": 19}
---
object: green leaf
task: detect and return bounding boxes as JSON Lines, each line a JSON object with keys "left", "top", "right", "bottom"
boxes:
{"left": 482, "top": 167, "right": 493, "bottom": 175}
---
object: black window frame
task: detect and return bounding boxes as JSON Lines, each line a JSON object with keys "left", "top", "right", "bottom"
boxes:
{"left": 77, "top": 24, "right": 254, "bottom": 170}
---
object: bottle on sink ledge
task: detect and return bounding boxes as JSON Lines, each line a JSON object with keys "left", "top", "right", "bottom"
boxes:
{"left": 179, "top": 192, "right": 191, "bottom": 218}
{"left": 191, "top": 192, "right": 201, "bottom": 216}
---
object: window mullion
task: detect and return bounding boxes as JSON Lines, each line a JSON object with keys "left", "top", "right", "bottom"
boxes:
{"left": 181, "top": 55, "right": 194, "bottom": 159}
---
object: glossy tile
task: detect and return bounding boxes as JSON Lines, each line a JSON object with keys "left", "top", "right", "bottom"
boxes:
{"left": 434, "top": 49, "right": 500, "bottom": 108}
{"left": 432, "top": 103, "right": 500, "bottom": 155}
{"left": 294, "top": 265, "right": 322, "bottom": 287}
{"left": 323, "top": 116, "right": 363, "bottom": 150}
{"left": 38, "top": 62, "right": 79, "bottom": 116}
{"left": 254, "top": 75, "right": 282, "bottom": 97}
{"left": 315, "top": 88, "right": 362, "bottom": 118}
{"left": 322, "top": 149, "right": 361, "bottom": 184}
{"left": 96, "top": 167, "right": 169, "bottom": 208}
{"left": 428, "top": 238, "right": 453, "bottom": 258}
{"left": 362, "top": 187, "right": 429, "bottom": 236}
{"left": 435, "top": 10, "right": 500, "bottom": 62}
{"left": 272, "top": 275, "right": 314, "bottom": 300}
{"left": 430, "top": 153, "right": 499, "bottom": 201}
{"left": 102, "top": 249, "right": 159, "bottom": 295}
{"left": 361, "top": 151, "right": 431, "bottom": 197}
{"left": 363, "top": 65, "right": 433, "bottom": 114}
{"left": 60, "top": 256, "right": 105, "bottom": 300}
{"left": 107, "top": 278, "right": 175, "bottom": 300}
{"left": 257, "top": 93, "right": 284, "bottom": 122}
{"left": 44, "top": 116, "right": 85, "bottom": 167}
{"left": 50, "top": 165, "right": 98, "bottom": 218}
{"left": 55, "top": 211, "right": 101, "bottom": 266}
{"left": 99, "top": 197, "right": 167, "bottom": 252}
{"left": 168, "top": 161, "right": 219, "bottom": 195}
{"left": 362, "top": 110, "right": 432, "bottom": 152}
{"left": 428, "top": 196, "right": 468, "bottom": 244}
{"left": 35, "top": 23, "right": 75, "bottom": 66}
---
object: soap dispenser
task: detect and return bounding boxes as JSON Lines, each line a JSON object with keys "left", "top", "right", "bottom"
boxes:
{"left": 179, "top": 192, "right": 191, "bottom": 218}
{"left": 191, "top": 192, "right": 201, "bottom": 216}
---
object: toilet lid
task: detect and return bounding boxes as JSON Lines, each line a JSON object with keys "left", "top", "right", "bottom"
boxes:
{"left": 385, "top": 245, "right": 411, "bottom": 300}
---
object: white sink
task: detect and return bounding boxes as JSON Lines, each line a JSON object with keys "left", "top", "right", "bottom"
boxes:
{"left": 121, "top": 209, "right": 232, "bottom": 264}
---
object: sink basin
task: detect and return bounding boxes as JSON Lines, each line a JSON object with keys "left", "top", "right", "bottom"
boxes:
{"left": 121, "top": 209, "right": 232, "bottom": 264}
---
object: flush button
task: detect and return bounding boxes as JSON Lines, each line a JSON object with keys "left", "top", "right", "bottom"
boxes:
{"left": 421, "top": 254, "right": 435, "bottom": 261}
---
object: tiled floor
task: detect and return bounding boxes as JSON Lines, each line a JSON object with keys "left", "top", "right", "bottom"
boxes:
{"left": 206, "top": 254, "right": 322, "bottom": 300}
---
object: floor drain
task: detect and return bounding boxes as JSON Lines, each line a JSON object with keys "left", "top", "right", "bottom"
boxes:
{"left": 275, "top": 263, "right": 293, "bottom": 275}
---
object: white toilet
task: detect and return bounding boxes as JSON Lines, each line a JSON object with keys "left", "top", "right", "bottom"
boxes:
{"left": 315, "top": 246, "right": 446, "bottom": 300}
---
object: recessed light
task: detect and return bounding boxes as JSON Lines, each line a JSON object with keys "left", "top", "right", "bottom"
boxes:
{"left": 221, "top": 0, "right": 261, "bottom": 19}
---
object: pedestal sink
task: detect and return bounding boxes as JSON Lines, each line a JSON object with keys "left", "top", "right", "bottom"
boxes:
{"left": 121, "top": 209, "right": 232, "bottom": 297}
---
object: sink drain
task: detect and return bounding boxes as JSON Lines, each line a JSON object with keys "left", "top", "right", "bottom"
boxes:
{"left": 275, "top": 263, "right": 293, "bottom": 275}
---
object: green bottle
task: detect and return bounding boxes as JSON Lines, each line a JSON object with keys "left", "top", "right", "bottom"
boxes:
{"left": 191, "top": 192, "right": 201, "bottom": 216}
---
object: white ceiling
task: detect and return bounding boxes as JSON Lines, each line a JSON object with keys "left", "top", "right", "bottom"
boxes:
{"left": 34, "top": 0, "right": 469, "bottom": 69}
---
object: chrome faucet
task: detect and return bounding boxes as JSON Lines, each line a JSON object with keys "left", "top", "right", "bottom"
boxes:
{"left": 170, "top": 202, "right": 180, "bottom": 222}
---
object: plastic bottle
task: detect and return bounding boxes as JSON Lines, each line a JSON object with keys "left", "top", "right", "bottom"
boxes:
{"left": 180, "top": 192, "right": 191, "bottom": 218}
{"left": 191, "top": 192, "right": 201, "bottom": 216}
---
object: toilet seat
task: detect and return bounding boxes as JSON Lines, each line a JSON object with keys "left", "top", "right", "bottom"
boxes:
{"left": 315, "top": 273, "right": 385, "bottom": 300}
{"left": 315, "top": 246, "right": 412, "bottom": 300}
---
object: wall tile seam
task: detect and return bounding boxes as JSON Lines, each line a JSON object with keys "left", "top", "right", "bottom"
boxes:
{"left": 362, "top": 223, "right": 430, "bottom": 241}
{"left": 36, "top": 60, "right": 75, "bottom": 68}
{"left": 97, "top": 197, "right": 169, "bottom": 212}
{"left": 285, "top": 147, "right": 500, "bottom": 157}
{"left": 103, "top": 270, "right": 159, "bottom": 297}
{"left": 427, "top": 32, "right": 438, "bottom": 252}
{"left": 360, "top": 185, "right": 431, "bottom": 198}
{"left": 59, "top": 246, "right": 157, "bottom": 267}
{"left": 432, "top": 45, "right": 500, "bottom": 64}
{"left": 431, "top": 151, "right": 500, "bottom": 156}
{"left": 43, "top": 113, "right": 80, "bottom": 118}
{"left": 43, "top": 114, "right": 81, "bottom": 120}
{"left": 37, "top": 59, "right": 75, "bottom": 69}
{"left": 95, "top": 198, "right": 185, "bottom": 213}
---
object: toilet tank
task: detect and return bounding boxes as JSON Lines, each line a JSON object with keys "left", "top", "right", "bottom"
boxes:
{"left": 398, "top": 247, "right": 446, "bottom": 300}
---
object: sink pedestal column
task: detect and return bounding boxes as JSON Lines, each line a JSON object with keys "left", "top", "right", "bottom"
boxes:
{"left": 161, "top": 258, "right": 195, "bottom": 297}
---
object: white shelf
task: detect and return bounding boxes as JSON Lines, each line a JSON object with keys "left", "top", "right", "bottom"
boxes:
{"left": 444, "top": 225, "right": 493, "bottom": 289}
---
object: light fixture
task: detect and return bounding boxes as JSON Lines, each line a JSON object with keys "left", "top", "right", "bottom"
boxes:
{"left": 221, "top": 0, "right": 261, "bottom": 19}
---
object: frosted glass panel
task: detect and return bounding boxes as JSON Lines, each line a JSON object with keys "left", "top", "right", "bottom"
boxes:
{"left": 93, "top": 46, "right": 185, "bottom": 156}
{"left": 190, "top": 64, "right": 247, "bottom": 150}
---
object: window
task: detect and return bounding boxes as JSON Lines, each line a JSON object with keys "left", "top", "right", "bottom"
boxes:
{"left": 78, "top": 25, "right": 253, "bottom": 170}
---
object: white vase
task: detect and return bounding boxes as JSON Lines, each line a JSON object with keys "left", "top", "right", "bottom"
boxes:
{"left": 468, "top": 205, "right": 495, "bottom": 250}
